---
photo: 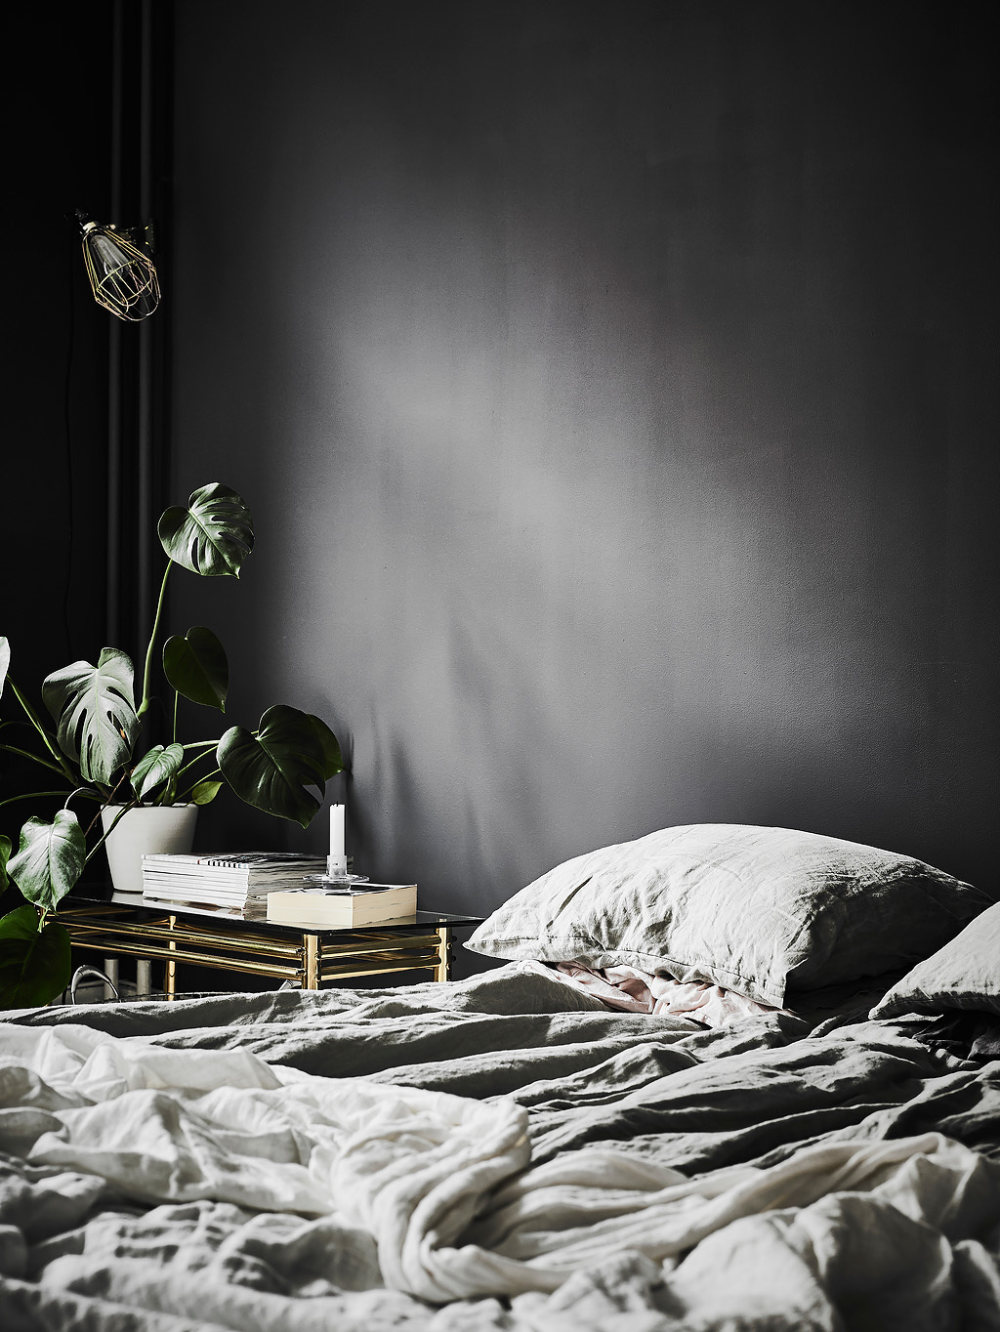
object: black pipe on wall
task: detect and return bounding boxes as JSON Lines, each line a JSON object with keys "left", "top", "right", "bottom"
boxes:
{"left": 106, "top": 0, "right": 173, "bottom": 673}
{"left": 164, "top": 0, "right": 999, "bottom": 951}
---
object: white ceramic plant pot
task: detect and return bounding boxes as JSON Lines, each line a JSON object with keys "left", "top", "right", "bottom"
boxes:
{"left": 101, "top": 804, "right": 199, "bottom": 898}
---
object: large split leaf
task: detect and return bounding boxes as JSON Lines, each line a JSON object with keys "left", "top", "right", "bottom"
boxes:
{"left": 131, "top": 743, "right": 185, "bottom": 800}
{"left": 304, "top": 713, "right": 344, "bottom": 780}
{"left": 0, "top": 905, "right": 72, "bottom": 1009}
{"left": 162, "top": 627, "right": 228, "bottom": 711}
{"left": 217, "top": 704, "right": 334, "bottom": 828}
{"left": 42, "top": 648, "right": 138, "bottom": 784}
{"left": 158, "top": 483, "right": 254, "bottom": 578}
{"left": 0, "top": 636, "right": 9, "bottom": 699}
{"left": 7, "top": 811, "right": 86, "bottom": 911}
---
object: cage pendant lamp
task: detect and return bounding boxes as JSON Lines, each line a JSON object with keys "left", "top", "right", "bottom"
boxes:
{"left": 79, "top": 217, "right": 160, "bottom": 321}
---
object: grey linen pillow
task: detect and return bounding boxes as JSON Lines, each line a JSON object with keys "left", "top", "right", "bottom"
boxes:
{"left": 869, "top": 900, "right": 1000, "bottom": 1020}
{"left": 466, "top": 824, "right": 990, "bottom": 1007}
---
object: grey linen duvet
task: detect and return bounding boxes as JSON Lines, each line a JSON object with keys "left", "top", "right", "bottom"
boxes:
{"left": 1, "top": 962, "right": 999, "bottom": 1331}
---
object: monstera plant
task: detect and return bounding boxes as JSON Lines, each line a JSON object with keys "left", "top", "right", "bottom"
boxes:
{"left": 0, "top": 483, "right": 342, "bottom": 1008}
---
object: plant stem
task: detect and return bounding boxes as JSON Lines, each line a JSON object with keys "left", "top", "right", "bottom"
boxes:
{"left": 63, "top": 786, "right": 99, "bottom": 811}
{"left": 0, "top": 789, "right": 78, "bottom": 809}
{"left": 137, "top": 562, "right": 172, "bottom": 718}
{"left": 173, "top": 746, "right": 218, "bottom": 780}
{"left": 0, "top": 743, "right": 73, "bottom": 781}
{"left": 172, "top": 689, "right": 179, "bottom": 744}
{"left": 172, "top": 746, "right": 222, "bottom": 798}
{"left": 85, "top": 798, "right": 139, "bottom": 862}
{"left": 6, "top": 679, "right": 76, "bottom": 779}
{"left": 82, "top": 773, "right": 131, "bottom": 838}
{"left": 175, "top": 765, "right": 222, "bottom": 801}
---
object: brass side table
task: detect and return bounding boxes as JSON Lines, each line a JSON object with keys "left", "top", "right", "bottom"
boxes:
{"left": 60, "top": 897, "right": 483, "bottom": 997}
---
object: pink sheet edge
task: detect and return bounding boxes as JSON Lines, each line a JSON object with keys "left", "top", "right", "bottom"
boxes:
{"left": 551, "top": 961, "right": 780, "bottom": 1028}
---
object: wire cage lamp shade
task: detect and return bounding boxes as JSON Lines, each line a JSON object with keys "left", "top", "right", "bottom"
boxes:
{"left": 79, "top": 216, "right": 160, "bottom": 322}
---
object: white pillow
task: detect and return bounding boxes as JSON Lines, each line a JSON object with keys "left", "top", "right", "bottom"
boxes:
{"left": 870, "top": 900, "right": 1000, "bottom": 1020}
{"left": 466, "top": 824, "right": 990, "bottom": 1007}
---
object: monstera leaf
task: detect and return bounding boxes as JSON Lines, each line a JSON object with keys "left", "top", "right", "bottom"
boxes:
{"left": 0, "top": 834, "right": 10, "bottom": 891}
{"left": 0, "top": 905, "right": 72, "bottom": 1009}
{"left": 217, "top": 705, "right": 336, "bottom": 828}
{"left": 162, "top": 627, "right": 228, "bottom": 710}
{"left": 158, "top": 483, "right": 254, "bottom": 578}
{"left": 42, "top": 648, "right": 138, "bottom": 784}
{"left": 303, "top": 713, "right": 344, "bottom": 781}
{"left": 0, "top": 635, "right": 9, "bottom": 698}
{"left": 131, "top": 743, "right": 185, "bottom": 800}
{"left": 7, "top": 811, "right": 86, "bottom": 911}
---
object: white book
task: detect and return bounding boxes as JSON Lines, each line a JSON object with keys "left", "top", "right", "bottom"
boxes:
{"left": 266, "top": 883, "right": 418, "bottom": 928}
{"left": 141, "top": 895, "right": 263, "bottom": 920}
{"left": 141, "top": 852, "right": 326, "bottom": 881}
{"left": 140, "top": 853, "right": 327, "bottom": 907}
{"left": 141, "top": 868, "right": 310, "bottom": 892}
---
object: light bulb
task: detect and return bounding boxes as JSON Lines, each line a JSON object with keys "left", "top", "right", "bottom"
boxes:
{"left": 79, "top": 217, "right": 161, "bottom": 322}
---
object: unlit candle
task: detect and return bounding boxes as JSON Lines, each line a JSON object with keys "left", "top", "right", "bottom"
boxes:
{"left": 329, "top": 803, "right": 346, "bottom": 861}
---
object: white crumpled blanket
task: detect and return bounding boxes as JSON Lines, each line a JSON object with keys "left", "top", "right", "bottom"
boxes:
{"left": 2, "top": 1021, "right": 999, "bottom": 1329}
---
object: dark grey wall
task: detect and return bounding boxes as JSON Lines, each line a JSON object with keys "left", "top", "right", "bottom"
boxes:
{"left": 167, "top": 0, "right": 999, "bottom": 937}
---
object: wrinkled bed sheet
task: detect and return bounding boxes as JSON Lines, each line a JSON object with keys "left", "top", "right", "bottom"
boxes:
{"left": 1, "top": 961, "right": 999, "bottom": 1331}
{"left": 548, "top": 961, "right": 903, "bottom": 1032}
{"left": 550, "top": 961, "right": 779, "bottom": 1025}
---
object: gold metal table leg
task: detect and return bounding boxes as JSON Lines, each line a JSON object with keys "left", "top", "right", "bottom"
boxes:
{"left": 304, "top": 933, "right": 319, "bottom": 989}
{"left": 61, "top": 907, "right": 472, "bottom": 993}
{"left": 434, "top": 925, "right": 452, "bottom": 982}
{"left": 167, "top": 915, "right": 177, "bottom": 999}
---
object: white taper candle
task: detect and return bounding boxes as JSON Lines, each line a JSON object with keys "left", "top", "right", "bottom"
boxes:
{"left": 328, "top": 803, "right": 347, "bottom": 874}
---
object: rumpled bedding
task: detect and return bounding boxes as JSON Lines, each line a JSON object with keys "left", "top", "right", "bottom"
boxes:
{"left": 907, "top": 1010, "right": 1000, "bottom": 1062}
{"left": 2, "top": 961, "right": 999, "bottom": 1331}
{"left": 550, "top": 960, "right": 779, "bottom": 1024}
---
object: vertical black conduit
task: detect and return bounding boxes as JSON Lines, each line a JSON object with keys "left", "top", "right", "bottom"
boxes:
{"left": 137, "top": 0, "right": 155, "bottom": 649}
{"left": 106, "top": 0, "right": 124, "bottom": 650}
{"left": 105, "top": 0, "right": 170, "bottom": 698}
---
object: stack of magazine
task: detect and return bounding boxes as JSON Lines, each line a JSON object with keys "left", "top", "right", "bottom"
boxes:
{"left": 140, "top": 852, "right": 327, "bottom": 918}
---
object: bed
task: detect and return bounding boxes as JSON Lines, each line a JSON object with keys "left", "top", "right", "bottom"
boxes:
{"left": 1, "top": 824, "right": 998, "bottom": 1331}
